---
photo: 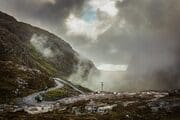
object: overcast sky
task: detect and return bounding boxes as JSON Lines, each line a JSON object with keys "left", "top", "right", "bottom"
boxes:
{"left": 1, "top": 0, "right": 180, "bottom": 90}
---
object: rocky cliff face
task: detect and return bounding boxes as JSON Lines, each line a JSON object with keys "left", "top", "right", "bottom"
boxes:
{"left": 0, "top": 11, "right": 96, "bottom": 103}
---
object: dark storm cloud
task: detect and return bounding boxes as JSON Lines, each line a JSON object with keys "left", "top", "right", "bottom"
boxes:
{"left": 69, "top": 0, "right": 180, "bottom": 91}
{"left": 33, "top": 0, "right": 84, "bottom": 24}
{"left": 116, "top": 0, "right": 180, "bottom": 32}
{"left": 98, "top": 0, "right": 180, "bottom": 90}
{"left": 0, "top": 0, "right": 85, "bottom": 31}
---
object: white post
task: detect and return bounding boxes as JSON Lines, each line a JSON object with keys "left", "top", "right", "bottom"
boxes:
{"left": 101, "top": 82, "right": 104, "bottom": 91}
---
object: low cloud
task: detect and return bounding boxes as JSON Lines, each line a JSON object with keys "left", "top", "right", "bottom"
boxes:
{"left": 30, "top": 34, "right": 54, "bottom": 58}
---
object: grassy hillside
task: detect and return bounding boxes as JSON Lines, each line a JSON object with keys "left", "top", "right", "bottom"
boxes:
{"left": 0, "top": 11, "right": 96, "bottom": 104}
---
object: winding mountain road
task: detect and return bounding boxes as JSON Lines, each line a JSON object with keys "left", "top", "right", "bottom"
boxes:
{"left": 22, "top": 78, "right": 84, "bottom": 106}
{"left": 53, "top": 78, "right": 85, "bottom": 94}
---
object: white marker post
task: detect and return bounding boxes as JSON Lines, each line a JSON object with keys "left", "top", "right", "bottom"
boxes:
{"left": 101, "top": 82, "right": 104, "bottom": 91}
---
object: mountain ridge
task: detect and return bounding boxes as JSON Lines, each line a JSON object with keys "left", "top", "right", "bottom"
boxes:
{"left": 0, "top": 11, "right": 96, "bottom": 103}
